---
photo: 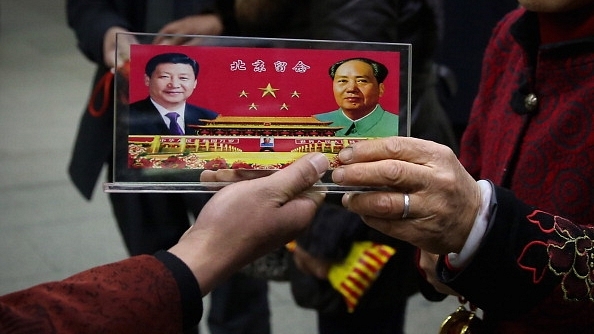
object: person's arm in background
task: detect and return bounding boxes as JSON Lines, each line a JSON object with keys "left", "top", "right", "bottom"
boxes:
{"left": 66, "top": 0, "right": 135, "bottom": 68}
{"left": 0, "top": 153, "right": 329, "bottom": 334}
{"left": 66, "top": 0, "right": 234, "bottom": 69}
{"left": 151, "top": 0, "right": 236, "bottom": 45}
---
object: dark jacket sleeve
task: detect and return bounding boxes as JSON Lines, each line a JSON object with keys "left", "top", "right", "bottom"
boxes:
{"left": 0, "top": 253, "right": 203, "bottom": 334}
{"left": 438, "top": 185, "right": 594, "bottom": 322}
{"left": 66, "top": 0, "right": 136, "bottom": 64}
{"left": 66, "top": 0, "right": 223, "bottom": 63}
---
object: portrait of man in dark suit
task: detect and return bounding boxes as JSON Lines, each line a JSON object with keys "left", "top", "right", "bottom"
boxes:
{"left": 128, "top": 52, "right": 219, "bottom": 135}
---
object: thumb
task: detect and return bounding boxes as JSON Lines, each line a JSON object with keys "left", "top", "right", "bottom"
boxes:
{"left": 265, "top": 152, "right": 329, "bottom": 203}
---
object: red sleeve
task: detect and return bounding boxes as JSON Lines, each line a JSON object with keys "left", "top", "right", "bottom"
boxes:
{"left": 0, "top": 255, "right": 186, "bottom": 334}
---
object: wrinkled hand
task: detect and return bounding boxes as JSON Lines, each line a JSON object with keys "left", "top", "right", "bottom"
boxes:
{"left": 103, "top": 27, "right": 138, "bottom": 69}
{"left": 332, "top": 137, "right": 481, "bottom": 255}
{"left": 153, "top": 14, "right": 224, "bottom": 45}
{"left": 292, "top": 245, "right": 331, "bottom": 280}
{"left": 169, "top": 152, "right": 329, "bottom": 295}
{"left": 418, "top": 251, "right": 460, "bottom": 296}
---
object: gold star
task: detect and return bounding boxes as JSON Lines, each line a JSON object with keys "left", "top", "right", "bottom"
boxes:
{"left": 291, "top": 90, "right": 301, "bottom": 98}
{"left": 239, "top": 90, "right": 249, "bottom": 98}
{"left": 248, "top": 103, "right": 258, "bottom": 110}
{"left": 259, "top": 83, "right": 279, "bottom": 98}
{"left": 280, "top": 103, "right": 289, "bottom": 110}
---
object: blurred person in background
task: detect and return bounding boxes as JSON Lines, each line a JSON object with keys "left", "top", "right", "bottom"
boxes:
{"left": 436, "top": 0, "right": 518, "bottom": 144}
{"left": 234, "top": 1, "right": 457, "bottom": 333}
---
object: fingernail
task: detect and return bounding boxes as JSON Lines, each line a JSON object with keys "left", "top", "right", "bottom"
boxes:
{"left": 338, "top": 147, "right": 353, "bottom": 162}
{"left": 333, "top": 167, "right": 344, "bottom": 184}
{"left": 342, "top": 192, "right": 351, "bottom": 208}
{"left": 308, "top": 153, "right": 329, "bottom": 176}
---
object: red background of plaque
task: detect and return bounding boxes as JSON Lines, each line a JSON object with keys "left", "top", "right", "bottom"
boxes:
{"left": 127, "top": 44, "right": 401, "bottom": 117}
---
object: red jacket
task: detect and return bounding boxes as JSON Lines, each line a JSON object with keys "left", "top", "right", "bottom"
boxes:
{"left": 0, "top": 252, "right": 202, "bottom": 333}
{"left": 444, "top": 7, "right": 594, "bottom": 333}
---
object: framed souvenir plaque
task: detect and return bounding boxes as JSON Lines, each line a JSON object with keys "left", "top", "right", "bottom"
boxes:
{"left": 104, "top": 33, "right": 411, "bottom": 193}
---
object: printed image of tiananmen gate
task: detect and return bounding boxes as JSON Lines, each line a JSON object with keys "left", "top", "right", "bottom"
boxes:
{"left": 191, "top": 116, "right": 342, "bottom": 137}
{"left": 128, "top": 116, "right": 362, "bottom": 170}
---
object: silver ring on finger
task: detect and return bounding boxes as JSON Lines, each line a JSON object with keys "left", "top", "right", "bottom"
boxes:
{"left": 402, "top": 193, "right": 410, "bottom": 219}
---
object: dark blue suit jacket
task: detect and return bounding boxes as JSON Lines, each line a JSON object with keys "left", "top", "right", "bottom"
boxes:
{"left": 128, "top": 97, "right": 218, "bottom": 135}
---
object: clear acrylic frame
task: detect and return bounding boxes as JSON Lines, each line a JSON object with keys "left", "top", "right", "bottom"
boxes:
{"left": 104, "top": 33, "right": 411, "bottom": 193}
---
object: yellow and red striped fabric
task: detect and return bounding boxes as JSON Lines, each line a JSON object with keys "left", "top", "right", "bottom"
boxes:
{"left": 328, "top": 241, "right": 396, "bottom": 313}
